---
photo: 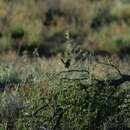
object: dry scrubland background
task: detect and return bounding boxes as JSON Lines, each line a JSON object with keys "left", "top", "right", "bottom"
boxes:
{"left": 0, "top": 0, "right": 130, "bottom": 130}
{"left": 1, "top": 0, "right": 130, "bottom": 56}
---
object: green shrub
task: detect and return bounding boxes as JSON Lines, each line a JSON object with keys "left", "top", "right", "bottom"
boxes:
{"left": 0, "top": 64, "right": 21, "bottom": 90}
{"left": 15, "top": 56, "right": 129, "bottom": 130}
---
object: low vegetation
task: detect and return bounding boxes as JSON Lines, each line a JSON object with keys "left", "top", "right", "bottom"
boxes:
{"left": 0, "top": 0, "right": 130, "bottom": 130}
{"left": 0, "top": 52, "right": 129, "bottom": 130}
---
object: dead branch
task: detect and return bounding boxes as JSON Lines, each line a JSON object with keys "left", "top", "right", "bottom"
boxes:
{"left": 96, "top": 61, "right": 123, "bottom": 76}
{"left": 58, "top": 69, "right": 89, "bottom": 75}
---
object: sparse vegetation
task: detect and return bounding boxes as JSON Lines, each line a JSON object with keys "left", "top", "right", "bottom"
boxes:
{"left": 0, "top": 52, "right": 128, "bottom": 130}
{"left": 0, "top": 0, "right": 130, "bottom": 130}
{"left": 0, "top": 0, "right": 130, "bottom": 56}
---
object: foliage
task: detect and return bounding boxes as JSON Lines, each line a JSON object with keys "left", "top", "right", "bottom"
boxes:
{"left": 0, "top": 54, "right": 128, "bottom": 130}
{"left": 0, "top": 64, "right": 21, "bottom": 91}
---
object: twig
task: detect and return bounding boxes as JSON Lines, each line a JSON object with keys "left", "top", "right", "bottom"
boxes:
{"left": 33, "top": 103, "right": 49, "bottom": 116}
{"left": 58, "top": 69, "right": 89, "bottom": 75}
{"left": 96, "top": 74, "right": 130, "bottom": 87}
{"left": 60, "top": 77, "right": 88, "bottom": 80}
{"left": 53, "top": 110, "right": 64, "bottom": 130}
{"left": 96, "top": 61, "right": 123, "bottom": 76}
{"left": 52, "top": 106, "right": 70, "bottom": 130}
{"left": 58, "top": 69, "right": 89, "bottom": 81}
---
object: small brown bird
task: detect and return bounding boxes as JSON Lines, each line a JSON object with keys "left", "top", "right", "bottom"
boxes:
{"left": 60, "top": 58, "right": 71, "bottom": 68}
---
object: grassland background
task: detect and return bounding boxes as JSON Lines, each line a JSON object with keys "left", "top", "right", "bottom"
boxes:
{"left": 0, "top": 0, "right": 130, "bottom": 130}
{"left": 0, "top": 0, "right": 130, "bottom": 56}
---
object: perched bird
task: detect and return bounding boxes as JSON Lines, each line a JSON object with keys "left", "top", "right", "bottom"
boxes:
{"left": 60, "top": 58, "right": 71, "bottom": 69}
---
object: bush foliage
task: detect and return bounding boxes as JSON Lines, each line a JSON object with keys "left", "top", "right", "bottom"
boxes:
{"left": 0, "top": 53, "right": 129, "bottom": 130}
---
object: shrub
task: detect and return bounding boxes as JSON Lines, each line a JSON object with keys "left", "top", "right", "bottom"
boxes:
{"left": 17, "top": 57, "right": 130, "bottom": 130}
{"left": 0, "top": 64, "right": 21, "bottom": 91}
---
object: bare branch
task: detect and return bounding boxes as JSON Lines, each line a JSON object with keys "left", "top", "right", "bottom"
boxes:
{"left": 96, "top": 61, "right": 123, "bottom": 76}
{"left": 57, "top": 69, "right": 89, "bottom": 80}
{"left": 60, "top": 77, "right": 88, "bottom": 81}
{"left": 33, "top": 103, "right": 49, "bottom": 116}
{"left": 58, "top": 69, "right": 89, "bottom": 75}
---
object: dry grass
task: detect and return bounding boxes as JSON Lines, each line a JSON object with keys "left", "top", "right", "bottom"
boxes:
{"left": 0, "top": 0, "right": 130, "bottom": 54}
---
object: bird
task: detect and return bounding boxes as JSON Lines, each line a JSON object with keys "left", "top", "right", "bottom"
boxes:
{"left": 60, "top": 58, "right": 71, "bottom": 69}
